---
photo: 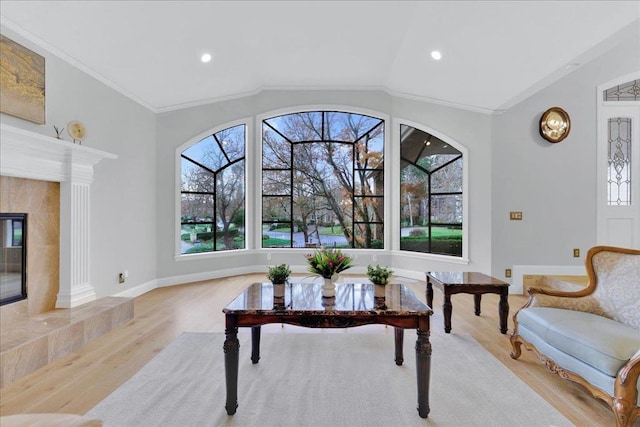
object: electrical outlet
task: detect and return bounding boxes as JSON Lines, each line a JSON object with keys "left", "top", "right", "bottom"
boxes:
{"left": 118, "top": 273, "right": 125, "bottom": 284}
{"left": 267, "top": 253, "right": 271, "bottom": 260}
{"left": 573, "top": 248, "right": 580, "bottom": 258}
{"left": 505, "top": 268, "right": 512, "bottom": 278}
{"left": 509, "top": 211, "right": 523, "bottom": 220}
{"left": 372, "top": 254, "right": 377, "bottom": 262}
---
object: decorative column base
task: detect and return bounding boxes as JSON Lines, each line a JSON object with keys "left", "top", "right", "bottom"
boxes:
{"left": 56, "top": 283, "right": 97, "bottom": 308}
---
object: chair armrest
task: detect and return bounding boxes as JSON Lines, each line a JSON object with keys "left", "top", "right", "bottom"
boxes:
{"left": 615, "top": 348, "right": 640, "bottom": 408}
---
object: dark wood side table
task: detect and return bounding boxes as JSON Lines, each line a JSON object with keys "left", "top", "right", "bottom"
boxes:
{"left": 222, "top": 282, "right": 433, "bottom": 418}
{"left": 426, "top": 272, "right": 510, "bottom": 334}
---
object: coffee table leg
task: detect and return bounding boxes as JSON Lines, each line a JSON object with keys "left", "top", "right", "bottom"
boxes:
{"left": 443, "top": 293, "right": 452, "bottom": 333}
{"left": 394, "top": 327, "right": 404, "bottom": 366}
{"left": 224, "top": 317, "right": 239, "bottom": 415}
{"left": 474, "top": 294, "right": 482, "bottom": 316}
{"left": 499, "top": 289, "right": 509, "bottom": 334}
{"left": 251, "top": 326, "right": 261, "bottom": 364}
{"left": 426, "top": 277, "right": 434, "bottom": 308}
{"left": 415, "top": 317, "right": 432, "bottom": 418}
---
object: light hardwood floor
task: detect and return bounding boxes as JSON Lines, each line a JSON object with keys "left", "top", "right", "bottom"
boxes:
{"left": 0, "top": 274, "right": 618, "bottom": 426}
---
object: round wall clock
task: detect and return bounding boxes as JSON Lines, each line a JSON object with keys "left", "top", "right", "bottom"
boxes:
{"left": 539, "top": 107, "right": 570, "bottom": 143}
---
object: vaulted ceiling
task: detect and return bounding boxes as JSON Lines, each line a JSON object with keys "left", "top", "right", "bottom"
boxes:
{"left": 1, "top": 1, "right": 638, "bottom": 114}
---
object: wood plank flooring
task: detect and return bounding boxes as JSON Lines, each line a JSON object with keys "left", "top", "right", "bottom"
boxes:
{"left": 0, "top": 274, "right": 618, "bottom": 426}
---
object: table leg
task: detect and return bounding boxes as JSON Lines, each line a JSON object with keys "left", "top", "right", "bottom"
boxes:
{"left": 394, "top": 327, "right": 404, "bottom": 366}
{"left": 474, "top": 294, "right": 482, "bottom": 316}
{"left": 415, "top": 317, "right": 431, "bottom": 418}
{"left": 499, "top": 289, "right": 509, "bottom": 334}
{"left": 223, "top": 317, "right": 239, "bottom": 415}
{"left": 426, "top": 277, "right": 434, "bottom": 308}
{"left": 251, "top": 326, "right": 261, "bottom": 364}
{"left": 443, "top": 293, "right": 452, "bottom": 333}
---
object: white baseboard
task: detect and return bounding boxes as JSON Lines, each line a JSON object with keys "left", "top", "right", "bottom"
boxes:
{"left": 114, "top": 279, "right": 159, "bottom": 299}
{"left": 511, "top": 265, "right": 586, "bottom": 294}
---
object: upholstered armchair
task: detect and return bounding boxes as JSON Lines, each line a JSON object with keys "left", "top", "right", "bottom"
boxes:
{"left": 510, "top": 246, "right": 640, "bottom": 427}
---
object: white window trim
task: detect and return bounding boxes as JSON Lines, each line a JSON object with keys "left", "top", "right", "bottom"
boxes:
{"left": 255, "top": 104, "right": 391, "bottom": 252}
{"left": 392, "top": 118, "right": 470, "bottom": 262}
{"left": 174, "top": 117, "right": 252, "bottom": 260}
{"left": 173, "top": 109, "right": 470, "bottom": 266}
{"left": 596, "top": 72, "right": 640, "bottom": 247}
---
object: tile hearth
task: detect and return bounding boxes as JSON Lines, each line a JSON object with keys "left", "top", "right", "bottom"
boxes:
{"left": 0, "top": 297, "right": 133, "bottom": 388}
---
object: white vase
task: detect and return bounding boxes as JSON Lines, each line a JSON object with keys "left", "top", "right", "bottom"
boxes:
{"left": 322, "top": 276, "right": 336, "bottom": 297}
{"left": 374, "top": 284, "right": 385, "bottom": 298}
{"left": 273, "top": 283, "right": 285, "bottom": 298}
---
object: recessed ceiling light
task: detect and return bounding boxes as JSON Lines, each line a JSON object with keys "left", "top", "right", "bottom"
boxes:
{"left": 431, "top": 50, "right": 442, "bottom": 61}
{"left": 201, "top": 53, "right": 212, "bottom": 63}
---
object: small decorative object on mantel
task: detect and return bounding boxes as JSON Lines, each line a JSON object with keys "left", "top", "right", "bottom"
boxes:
{"left": 539, "top": 107, "right": 571, "bottom": 143}
{"left": 53, "top": 125, "right": 64, "bottom": 139}
{"left": 67, "top": 120, "right": 87, "bottom": 144}
{"left": 306, "top": 247, "right": 352, "bottom": 297}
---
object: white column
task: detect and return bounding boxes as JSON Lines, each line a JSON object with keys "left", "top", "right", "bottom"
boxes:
{"left": 56, "top": 160, "right": 96, "bottom": 308}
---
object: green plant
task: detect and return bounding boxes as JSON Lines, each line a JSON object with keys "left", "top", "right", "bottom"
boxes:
{"left": 267, "top": 264, "right": 291, "bottom": 284}
{"left": 305, "top": 247, "right": 352, "bottom": 279}
{"left": 367, "top": 264, "right": 393, "bottom": 285}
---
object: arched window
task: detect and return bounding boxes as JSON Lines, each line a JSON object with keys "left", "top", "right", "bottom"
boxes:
{"left": 261, "top": 111, "right": 384, "bottom": 249}
{"left": 180, "top": 124, "right": 246, "bottom": 254}
{"left": 399, "top": 124, "right": 463, "bottom": 257}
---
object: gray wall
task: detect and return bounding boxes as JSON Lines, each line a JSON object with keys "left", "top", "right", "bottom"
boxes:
{"left": 0, "top": 27, "right": 158, "bottom": 298}
{"left": 491, "top": 30, "right": 640, "bottom": 278}
{"left": 156, "top": 90, "right": 493, "bottom": 282}
{"left": 5, "top": 20, "right": 636, "bottom": 298}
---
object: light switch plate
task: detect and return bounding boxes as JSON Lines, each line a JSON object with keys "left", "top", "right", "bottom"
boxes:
{"left": 509, "top": 211, "right": 523, "bottom": 220}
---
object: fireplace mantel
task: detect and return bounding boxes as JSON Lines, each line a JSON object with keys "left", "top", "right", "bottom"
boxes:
{"left": 0, "top": 123, "right": 118, "bottom": 308}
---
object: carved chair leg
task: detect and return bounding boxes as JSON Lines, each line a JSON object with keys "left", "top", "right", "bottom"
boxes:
{"left": 612, "top": 399, "right": 636, "bottom": 427}
{"left": 509, "top": 334, "right": 522, "bottom": 359}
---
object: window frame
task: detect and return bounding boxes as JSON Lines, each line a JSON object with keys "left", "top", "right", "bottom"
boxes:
{"left": 392, "top": 118, "right": 469, "bottom": 262}
{"left": 175, "top": 118, "right": 251, "bottom": 260}
{"left": 256, "top": 105, "right": 391, "bottom": 251}
{"left": 173, "top": 111, "right": 468, "bottom": 264}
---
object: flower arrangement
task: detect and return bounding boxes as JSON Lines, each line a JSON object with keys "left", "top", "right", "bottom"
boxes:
{"left": 367, "top": 264, "right": 393, "bottom": 285}
{"left": 267, "top": 264, "right": 291, "bottom": 284}
{"left": 305, "top": 247, "right": 352, "bottom": 279}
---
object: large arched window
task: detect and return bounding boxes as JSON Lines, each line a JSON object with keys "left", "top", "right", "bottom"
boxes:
{"left": 261, "top": 111, "right": 384, "bottom": 249}
{"left": 180, "top": 124, "right": 246, "bottom": 254}
{"left": 400, "top": 124, "right": 463, "bottom": 257}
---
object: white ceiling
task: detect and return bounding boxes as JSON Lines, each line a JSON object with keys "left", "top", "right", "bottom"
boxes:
{"left": 1, "top": 1, "right": 639, "bottom": 114}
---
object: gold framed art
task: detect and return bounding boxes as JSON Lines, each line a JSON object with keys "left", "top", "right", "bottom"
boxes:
{"left": 0, "top": 35, "right": 46, "bottom": 124}
{"left": 539, "top": 107, "right": 570, "bottom": 143}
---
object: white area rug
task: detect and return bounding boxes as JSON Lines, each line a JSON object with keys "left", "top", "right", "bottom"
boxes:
{"left": 87, "top": 331, "right": 571, "bottom": 427}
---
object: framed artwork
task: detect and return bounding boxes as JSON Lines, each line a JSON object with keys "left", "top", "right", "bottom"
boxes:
{"left": 0, "top": 34, "right": 46, "bottom": 124}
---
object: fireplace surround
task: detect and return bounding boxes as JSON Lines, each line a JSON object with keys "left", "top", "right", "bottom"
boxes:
{"left": 0, "top": 124, "right": 117, "bottom": 309}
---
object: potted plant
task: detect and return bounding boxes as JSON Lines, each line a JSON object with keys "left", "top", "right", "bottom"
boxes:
{"left": 305, "top": 247, "right": 353, "bottom": 280}
{"left": 367, "top": 264, "right": 393, "bottom": 285}
{"left": 305, "top": 247, "right": 352, "bottom": 297}
{"left": 267, "top": 264, "right": 291, "bottom": 285}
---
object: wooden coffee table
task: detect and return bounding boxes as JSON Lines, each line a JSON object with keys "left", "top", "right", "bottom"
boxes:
{"left": 222, "top": 281, "right": 433, "bottom": 418}
{"left": 426, "top": 272, "right": 510, "bottom": 334}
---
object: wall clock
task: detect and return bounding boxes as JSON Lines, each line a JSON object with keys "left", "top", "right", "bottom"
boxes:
{"left": 539, "top": 107, "right": 570, "bottom": 143}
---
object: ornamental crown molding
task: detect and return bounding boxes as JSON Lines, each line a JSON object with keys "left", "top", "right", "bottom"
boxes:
{"left": 0, "top": 123, "right": 117, "bottom": 184}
